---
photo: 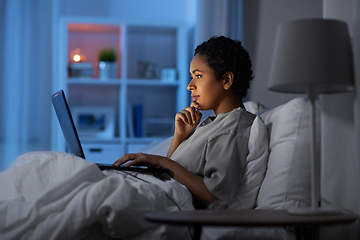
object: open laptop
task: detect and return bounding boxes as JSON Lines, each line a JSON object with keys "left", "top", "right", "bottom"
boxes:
{"left": 52, "top": 89, "right": 168, "bottom": 174}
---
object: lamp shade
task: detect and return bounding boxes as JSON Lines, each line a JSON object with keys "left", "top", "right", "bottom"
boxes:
{"left": 268, "top": 18, "right": 354, "bottom": 94}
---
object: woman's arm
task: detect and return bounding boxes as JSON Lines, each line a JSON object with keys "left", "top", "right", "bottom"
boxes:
{"left": 113, "top": 153, "right": 218, "bottom": 205}
{"left": 163, "top": 157, "right": 219, "bottom": 206}
{"left": 113, "top": 104, "right": 217, "bottom": 205}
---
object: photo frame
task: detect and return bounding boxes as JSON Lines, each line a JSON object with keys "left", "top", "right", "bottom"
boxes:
{"left": 71, "top": 106, "right": 115, "bottom": 139}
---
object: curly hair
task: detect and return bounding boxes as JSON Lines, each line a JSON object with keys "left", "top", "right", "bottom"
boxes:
{"left": 194, "top": 36, "right": 253, "bottom": 99}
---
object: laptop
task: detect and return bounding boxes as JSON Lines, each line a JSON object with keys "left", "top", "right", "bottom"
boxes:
{"left": 52, "top": 89, "right": 168, "bottom": 174}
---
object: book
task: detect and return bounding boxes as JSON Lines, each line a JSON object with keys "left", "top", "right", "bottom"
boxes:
{"left": 134, "top": 104, "right": 143, "bottom": 137}
{"left": 127, "top": 104, "right": 135, "bottom": 138}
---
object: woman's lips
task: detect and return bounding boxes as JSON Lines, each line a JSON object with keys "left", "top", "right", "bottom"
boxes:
{"left": 192, "top": 95, "right": 199, "bottom": 102}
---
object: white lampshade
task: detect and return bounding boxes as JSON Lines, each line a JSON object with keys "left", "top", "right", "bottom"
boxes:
{"left": 269, "top": 18, "right": 354, "bottom": 94}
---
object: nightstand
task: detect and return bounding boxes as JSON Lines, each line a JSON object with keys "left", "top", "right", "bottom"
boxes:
{"left": 144, "top": 209, "right": 358, "bottom": 240}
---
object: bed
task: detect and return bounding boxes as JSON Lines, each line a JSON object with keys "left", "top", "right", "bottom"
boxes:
{"left": 0, "top": 97, "right": 314, "bottom": 240}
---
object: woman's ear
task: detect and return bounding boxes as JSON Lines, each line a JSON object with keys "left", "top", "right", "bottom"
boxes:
{"left": 222, "top": 72, "right": 234, "bottom": 90}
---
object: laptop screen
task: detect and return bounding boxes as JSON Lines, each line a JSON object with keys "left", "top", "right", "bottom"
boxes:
{"left": 52, "top": 90, "right": 86, "bottom": 159}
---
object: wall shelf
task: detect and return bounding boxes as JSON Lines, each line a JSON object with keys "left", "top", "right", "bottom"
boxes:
{"left": 51, "top": 17, "right": 189, "bottom": 164}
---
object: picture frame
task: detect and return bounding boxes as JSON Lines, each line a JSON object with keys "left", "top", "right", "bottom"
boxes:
{"left": 71, "top": 106, "right": 115, "bottom": 139}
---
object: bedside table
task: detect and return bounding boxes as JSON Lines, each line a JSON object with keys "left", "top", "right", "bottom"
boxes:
{"left": 144, "top": 209, "right": 358, "bottom": 240}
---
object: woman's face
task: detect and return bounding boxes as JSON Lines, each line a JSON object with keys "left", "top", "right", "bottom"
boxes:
{"left": 188, "top": 54, "right": 228, "bottom": 114}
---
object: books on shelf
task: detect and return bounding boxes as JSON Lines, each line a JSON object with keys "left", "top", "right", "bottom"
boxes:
{"left": 127, "top": 104, "right": 135, "bottom": 138}
{"left": 127, "top": 103, "right": 174, "bottom": 138}
{"left": 127, "top": 104, "right": 143, "bottom": 138}
{"left": 134, "top": 104, "right": 143, "bottom": 138}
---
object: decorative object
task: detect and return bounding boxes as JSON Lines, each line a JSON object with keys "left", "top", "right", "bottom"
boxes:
{"left": 144, "top": 118, "right": 174, "bottom": 137}
{"left": 71, "top": 106, "right": 115, "bottom": 139}
{"left": 98, "top": 48, "right": 117, "bottom": 80}
{"left": 68, "top": 48, "right": 94, "bottom": 77}
{"left": 71, "top": 48, "right": 87, "bottom": 62}
{"left": 268, "top": 19, "right": 354, "bottom": 215}
{"left": 161, "top": 68, "right": 177, "bottom": 83}
{"left": 138, "top": 61, "right": 158, "bottom": 79}
{"left": 68, "top": 62, "right": 94, "bottom": 78}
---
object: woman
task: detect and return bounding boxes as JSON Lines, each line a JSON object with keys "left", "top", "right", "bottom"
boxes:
{"left": 114, "top": 36, "right": 266, "bottom": 209}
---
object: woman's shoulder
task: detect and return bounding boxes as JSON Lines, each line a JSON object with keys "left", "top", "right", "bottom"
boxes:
{"left": 208, "top": 108, "right": 256, "bottom": 141}
{"left": 223, "top": 107, "right": 256, "bottom": 127}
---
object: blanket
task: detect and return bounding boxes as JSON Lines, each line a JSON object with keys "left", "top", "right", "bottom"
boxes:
{"left": 0, "top": 151, "right": 194, "bottom": 240}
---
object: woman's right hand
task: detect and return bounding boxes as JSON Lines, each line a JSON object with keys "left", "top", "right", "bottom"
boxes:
{"left": 174, "top": 102, "right": 202, "bottom": 139}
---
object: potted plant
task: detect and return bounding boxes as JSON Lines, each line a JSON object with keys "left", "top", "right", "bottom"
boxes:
{"left": 98, "top": 48, "right": 117, "bottom": 80}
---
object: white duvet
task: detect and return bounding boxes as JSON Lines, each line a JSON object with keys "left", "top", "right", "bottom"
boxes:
{"left": 0, "top": 133, "right": 294, "bottom": 240}
{"left": 0, "top": 151, "right": 194, "bottom": 240}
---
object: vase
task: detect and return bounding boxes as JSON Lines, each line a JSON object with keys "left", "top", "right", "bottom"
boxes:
{"left": 99, "top": 61, "right": 117, "bottom": 80}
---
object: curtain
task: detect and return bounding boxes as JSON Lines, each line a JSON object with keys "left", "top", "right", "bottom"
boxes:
{"left": 0, "top": 0, "right": 53, "bottom": 171}
{"left": 194, "top": 0, "right": 244, "bottom": 119}
{"left": 195, "top": 0, "right": 244, "bottom": 46}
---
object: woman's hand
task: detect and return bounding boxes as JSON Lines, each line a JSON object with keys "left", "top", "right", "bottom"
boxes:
{"left": 174, "top": 102, "right": 202, "bottom": 139}
{"left": 113, "top": 152, "right": 219, "bottom": 206}
{"left": 113, "top": 153, "right": 168, "bottom": 169}
{"left": 167, "top": 102, "right": 202, "bottom": 158}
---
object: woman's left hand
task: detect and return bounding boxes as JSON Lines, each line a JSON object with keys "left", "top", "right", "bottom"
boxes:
{"left": 113, "top": 153, "right": 167, "bottom": 169}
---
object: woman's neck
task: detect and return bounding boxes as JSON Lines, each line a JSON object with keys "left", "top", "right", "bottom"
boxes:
{"left": 214, "top": 97, "right": 244, "bottom": 116}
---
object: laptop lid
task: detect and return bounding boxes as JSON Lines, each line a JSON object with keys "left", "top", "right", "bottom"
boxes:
{"left": 52, "top": 90, "right": 85, "bottom": 159}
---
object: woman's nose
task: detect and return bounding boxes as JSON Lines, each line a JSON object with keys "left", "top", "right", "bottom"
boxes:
{"left": 187, "top": 80, "right": 196, "bottom": 91}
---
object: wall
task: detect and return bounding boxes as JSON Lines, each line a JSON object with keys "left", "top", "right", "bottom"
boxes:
{"left": 60, "top": 0, "right": 196, "bottom": 28}
{"left": 243, "top": 0, "right": 360, "bottom": 238}
{"left": 243, "top": 0, "right": 323, "bottom": 108}
{"left": 320, "top": 0, "right": 360, "bottom": 238}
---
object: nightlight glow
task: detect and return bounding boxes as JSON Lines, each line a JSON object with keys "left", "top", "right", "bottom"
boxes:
{"left": 73, "top": 54, "right": 81, "bottom": 62}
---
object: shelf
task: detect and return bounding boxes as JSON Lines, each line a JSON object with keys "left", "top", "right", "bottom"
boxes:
{"left": 80, "top": 137, "right": 121, "bottom": 144}
{"left": 52, "top": 17, "right": 189, "bottom": 157}
{"left": 126, "top": 79, "right": 179, "bottom": 86}
{"left": 126, "top": 137, "right": 167, "bottom": 144}
{"left": 68, "top": 78, "right": 121, "bottom": 85}
{"left": 68, "top": 23, "right": 121, "bottom": 34}
{"left": 68, "top": 78, "right": 179, "bottom": 87}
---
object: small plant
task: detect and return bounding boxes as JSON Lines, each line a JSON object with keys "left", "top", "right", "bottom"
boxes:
{"left": 99, "top": 48, "right": 116, "bottom": 62}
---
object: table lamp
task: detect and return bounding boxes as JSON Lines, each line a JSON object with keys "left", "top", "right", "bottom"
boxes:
{"left": 268, "top": 18, "right": 355, "bottom": 215}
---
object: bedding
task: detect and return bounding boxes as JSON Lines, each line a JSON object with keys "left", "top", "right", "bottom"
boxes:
{"left": 0, "top": 151, "right": 194, "bottom": 240}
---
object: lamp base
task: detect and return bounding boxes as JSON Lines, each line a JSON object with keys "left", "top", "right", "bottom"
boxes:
{"left": 288, "top": 207, "right": 342, "bottom": 216}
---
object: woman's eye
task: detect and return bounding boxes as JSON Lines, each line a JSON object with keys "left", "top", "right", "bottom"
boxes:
{"left": 190, "top": 74, "right": 201, "bottom": 81}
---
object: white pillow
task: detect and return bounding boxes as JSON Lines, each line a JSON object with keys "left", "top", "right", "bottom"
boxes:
{"left": 244, "top": 101, "right": 268, "bottom": 114}
{"left": 256, "top": 97, "right": 311, "bottom": 209}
